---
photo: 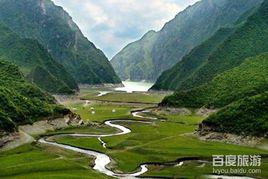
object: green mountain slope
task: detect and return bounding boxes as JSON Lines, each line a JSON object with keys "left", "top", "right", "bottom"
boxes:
{"left": 0, "top": 0, "right": 121, "bottom": 85}
{"left": 152, "top": 3, "right": 262, "bottom": 91}
{"left": 111, "top": 31, "right": 158, "bottom": 81}
{"left": 0, "top": 24, "right": 78, "bottom": 94}
{"left": 111, "top": 0, "right": 262, "bottom": 82}
{"left": 201, "top": 91, "right": 268, "bottom": 137}
{"left": 161, "top": 53, "right": 268, "bottom": 108}
{"left": 0, "top": 60, "right": 69, "bottom": 133}
{"left": 178, "top": 0, "right": 268, "bottom": 90}
{"left": 151, "top": 28, "right": 234, "bottom": 90}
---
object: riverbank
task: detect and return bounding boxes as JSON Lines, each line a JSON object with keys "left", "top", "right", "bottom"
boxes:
{"left": 195, "top": 131, "right": 264, "bottom": 147}
{"left": 150, "top": 107, "right": 266, "bottom": 148}
{"left": 39, "top": 118, "right": 151, "bottom": 178}
{"left": 1, "top": 86, "right": 267, "bottom": 179}
{"left": 0, "top": 112, "right": 83, "bottom": 152}
{"left": 0, "top": 131, "right": 34, "bottom": 151}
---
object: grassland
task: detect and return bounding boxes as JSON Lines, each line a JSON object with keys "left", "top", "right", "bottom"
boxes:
{"left": 66, "top": 102, "right": 135, "bottom": 122}
{"left": 0, "top": 144, "right": 109, "bottom": 179}
{"left": 46, "top": 125, "right": 119, "bottom": 136}
{"left": 54, "top": 112, "right": 268, "bottom": 178}
{"left": 79, "top": 88, "right": 109, "bottom": 98}
{"left": 1, "top": 90, "right": 267, "bottom": 178}
{"left": 145, "top": 158, "right": 268, "bottom": 178}
{"left": 0, "top": 123, "right": 121, "bottom": 178}
{"left": 82, "top": 91, "right": 167, "bottom": 104}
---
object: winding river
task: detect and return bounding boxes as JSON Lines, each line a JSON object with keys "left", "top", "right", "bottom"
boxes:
{"left": 39, "top": 111, "right": 256, "bottom": 179}
{"left": 38, "top": 84, "right": 256, "bottom": 179}
{"left": 39, "top": 112, "right": 151, "bottom": 178}
{"left": 39, "top": 82, "right": 156, "bottom": 178}
{"left": 39, "top": 114, "right": 254, "bottom": 179}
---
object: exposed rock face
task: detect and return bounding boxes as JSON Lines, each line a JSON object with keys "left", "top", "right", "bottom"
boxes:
{"left": 0, "top": 112, "right": 83, "bottom": 151}
{"left": 196, "top": 107, "right": 218, "bottom": 117}
{"left": 65, "top": 113, "right": 82, "bottom": 125}
{"left": 161, "top": 107, "right": 192, "bottom": 116}
{"left": 0, "top": 131, "right": 34, "bottom": 151}
{"left": 197, "top": 128, "right": 263, "bottom": 147}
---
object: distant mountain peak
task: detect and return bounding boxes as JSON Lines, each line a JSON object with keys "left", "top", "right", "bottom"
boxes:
{"left": 111, "top": 0, "right": 262, "bottom": 82}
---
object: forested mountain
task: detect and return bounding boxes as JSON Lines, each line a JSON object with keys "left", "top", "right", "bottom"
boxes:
{"left": 151, "top": 28, "right": 234, "bottom": 90}
{"left": 0, "top": 60, "right": 69, "bottom": 133}
{"left": 161, "top": 53, "right": 268, "bottom": 136}
{"left": 174, "top": 0, "right": 268, "bottom": 91}
{"left": 0, "top": 0, "right": 121, "bottom": 85}
{"left": 161, "top": 53, "right": 268, "bottom": 108}
{"left": 160, "top": 0, "right": 268, "bottom": 137}
{"left": 111, "top": 0, "right": 263, "bottom": 82}
{"left": 201, "top": 91, "right": 268, "bottom": 137}
{"left": 110, "top": 31, "right": 158, "bottom": 81}
{"left": 152, "top": 2, "right": 262, "bottom": 91}
{"left": 0, "top": 24, "right": 78, "bottom": 94}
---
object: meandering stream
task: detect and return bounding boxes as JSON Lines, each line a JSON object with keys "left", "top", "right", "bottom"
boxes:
{"left": 39, "top": 112, "right": 254, "bottom": 179}
{"left": 39, "top": 112, "right": 151, "bottom": 178}
{"left": 38, "top": 86, "right": 256, "bottom": 179}
{"left": 39, "top": 83, "right": 156, "bottom": 178}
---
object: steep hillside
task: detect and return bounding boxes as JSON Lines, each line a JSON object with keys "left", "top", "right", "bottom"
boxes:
{"left": 151, "top": 28, "right": 234, "bottom": 90}
{"left": 0, "top": 24, "right": 78, "bottom": 94}
{"left": 161, "top": 53, "right": 268, "bottom": 108}
{"left": 152, "top": 3, "right": 262, "bottom": 91}
{"left": 0, "top": 60, "right": 69, "bottom": 133}
{"left": 111, "top": 0, "right": 262, "bottom": 81}
{"left": 178, "top": 0, "right": 268, "bottom": 90}
{"left": 201, "top": 91, "right": 268, "bottom": 137}
{"left": 0, "top": 0, "right": 121, "bottom": 85}
{"left": 111, "top": 31, "right": 158, "bottom": 81}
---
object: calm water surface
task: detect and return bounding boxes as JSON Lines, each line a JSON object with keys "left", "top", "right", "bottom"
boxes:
{"left": 115, "top": 81, "right": 154, "bottom": 93}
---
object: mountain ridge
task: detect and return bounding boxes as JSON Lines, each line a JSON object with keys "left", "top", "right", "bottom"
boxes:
{"left": 176, "top": 0, "right": 268, "bottom": 90}
{"left": 159, "top": 0, "right": 268, "bottom": 137}
{"left": 151, "top": 2, "right": 263, "bottom": 91}
{"left": 0, "top": 0, "right": 121, "bottom": 85}
{"left": 151, "top": 27, "right": 235, "bottom": 91}
{"left": 0, "top": 23, "right": 78, "bottom": 94}
{"left": 111, "top": 0, "right": 263, "bottom": 82}
{"left": 111, "top": 30, "right": 158, "bottom": 81}
{"left": 161, "top": 53, "right": 268, "bottom": 108}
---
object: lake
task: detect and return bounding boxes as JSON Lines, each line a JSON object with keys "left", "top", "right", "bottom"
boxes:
{"left": 115, "top": 81, "right": 154, "bottom": 93}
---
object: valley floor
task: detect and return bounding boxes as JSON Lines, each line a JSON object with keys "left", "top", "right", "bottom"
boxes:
{"left": 0, "top": 87, "right": 267, "bottom": 179}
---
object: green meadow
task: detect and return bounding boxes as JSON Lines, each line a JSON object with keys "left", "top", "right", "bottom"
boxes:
{"left": 54, "top": 112, "right": 268, "bottom": 178}
{"left": 0, "top": 90, "right": 267, "bottom": 178}
{"left": 0, "top": 144, "right": 109, "bottom": 179}
{"left": 82, "top": 91, "right": 167, "bottom": 104}
{"left": 66, "top": 102, "right": 135, "bottom": 122}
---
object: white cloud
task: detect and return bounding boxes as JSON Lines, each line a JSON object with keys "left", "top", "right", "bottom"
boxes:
{"left": 52, "top": 0, "right": 198, "bottom": 59}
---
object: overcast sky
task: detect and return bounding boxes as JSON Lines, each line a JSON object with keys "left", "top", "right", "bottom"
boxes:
{"left": 52, "top": 0, "right": 199, "bottom": 59}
